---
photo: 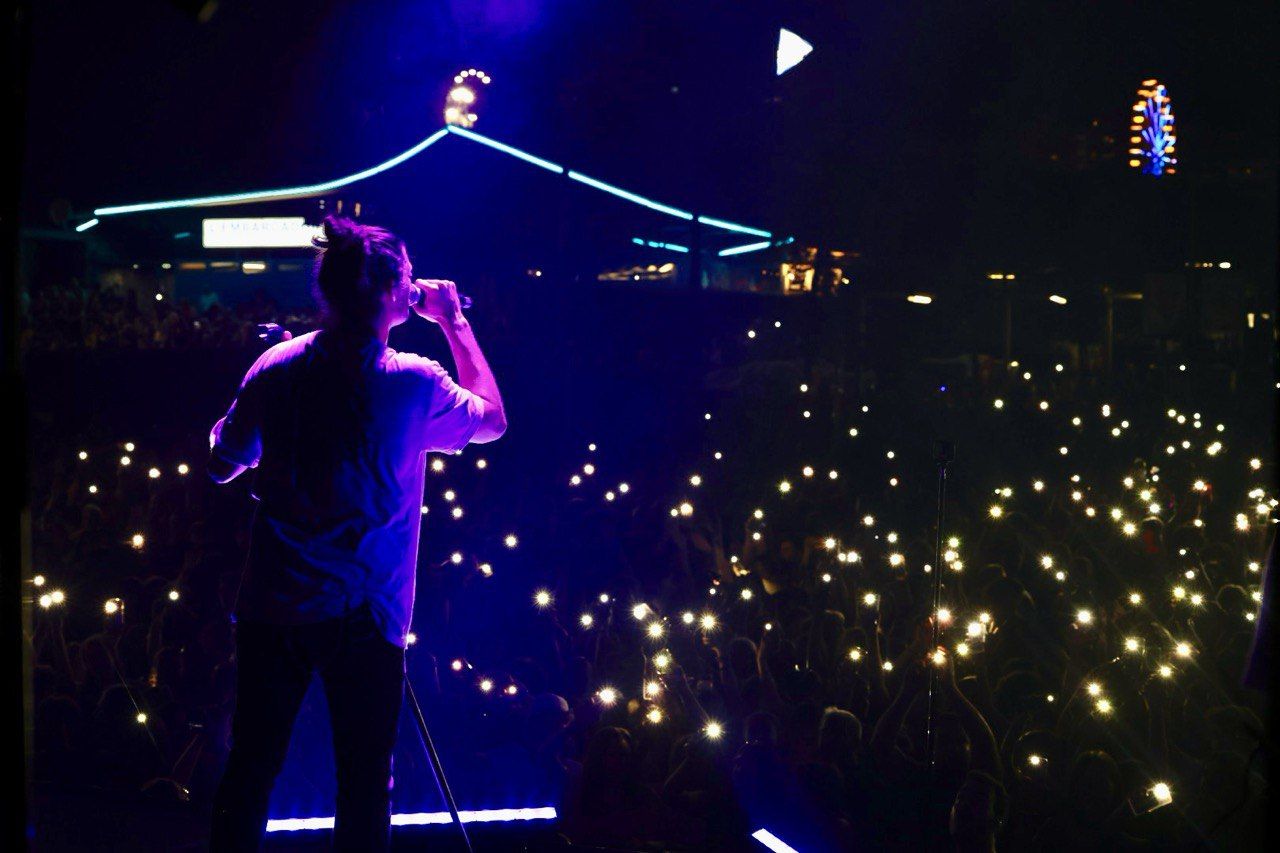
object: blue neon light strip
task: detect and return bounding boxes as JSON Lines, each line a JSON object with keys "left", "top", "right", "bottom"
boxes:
{"left": 267, "top": 806, "right": 558, "bottom": 833}
{"left": 697, "top": 215, "right": 770, "bottom": 238}
{"left": 75, "top": 218, "right": 99, "bottom": 232}
{"left": 567, "top": 170, "right": 695, "bottom": 220}
{"left": 632, "top": 237, "right": 690, "bottom": 253}
{"left": 718, "top": 240, "right": 773, "bottom": 257}
{"left": 92, "top": 126, "right": 772, "bottom": 237}
{"left": 94, "top": 128, "right": 451, "bottom": 216}
{"left": 751, "top": 828, "right": 801, "bottom": 852}
{"left": 445, "top": 125, "right": 564, "bottom": 174}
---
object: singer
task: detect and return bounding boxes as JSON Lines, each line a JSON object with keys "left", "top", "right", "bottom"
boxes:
{"left": 205, "top": 215, "right": 507, "bottom": 852}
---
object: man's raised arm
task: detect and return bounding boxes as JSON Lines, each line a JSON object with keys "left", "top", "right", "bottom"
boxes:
{"left": 416, "top": 279, "right": 507, "bottom": 443}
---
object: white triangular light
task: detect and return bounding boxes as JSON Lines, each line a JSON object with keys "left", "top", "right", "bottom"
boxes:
{"left": 776, "top": 28, "right": 813, "bottom": 76}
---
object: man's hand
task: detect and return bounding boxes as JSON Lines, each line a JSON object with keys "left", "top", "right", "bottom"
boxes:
{"left": 896, "top": 616, "right": 937, "bottom": 675}
{"left": 411, "top": 279, "right": 465, "bottom": 326}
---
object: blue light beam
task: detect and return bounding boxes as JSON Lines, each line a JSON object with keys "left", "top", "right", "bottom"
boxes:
{"left": 445, "top": 125, "right": 564, "bottom": 173}
{"left": 632, "top": 237, "right": 690, "bottom": 253}
{"left": 718, "top": 240, "right": 773, "bottom": 257}
{"left": 567, "top": 171, "right": 694, "bottom": 220}
{"left": 752, "top": 827, "right": 801, "bottom": 853}
{"left": 94, "top": 129, "right": 451, "bottom": 216}
{"left": 92, "top": 126, "right": 773, "bottom": 238}
{"left": 698, "top": 215, "right": 771, "bottom": 239}
{"left": 266, "top": 806, "right": 558, "bottom": 833}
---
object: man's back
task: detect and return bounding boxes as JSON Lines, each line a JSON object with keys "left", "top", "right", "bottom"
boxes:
{"left": 211, "top": 328, "right": 483, "bottom": 647}
{"left": 207, "top": 216, "right": 505, "bottom": 853}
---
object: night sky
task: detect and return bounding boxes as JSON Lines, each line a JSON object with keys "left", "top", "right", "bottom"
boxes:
{"left": 20, "top": 0, "right": 1278, "bottom": 275}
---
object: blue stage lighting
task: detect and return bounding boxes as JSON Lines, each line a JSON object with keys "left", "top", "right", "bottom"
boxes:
{"left": 632, "top": 237, "right": 690, "bottom": 253}
{"left": 93, "top": 127, "right": 773, "bottom": 240}
{"left": 568, "top": 171, "right": 694, "bottom": 220}
{"left": 698, "top": 215, "right": 770, "bottom": 238}
{"left": 718, "top": 240, "right": 773, "bottom": 257}
{"left": 75, "top": 218, "right": 99, "bottom": 232}
{"left": 445, "top": 125, "right": 564, "bottom": 173}
{"left": 266, "top": 807, "right": 558, "bottom": 833}
{"left": 752, "top": 827, "right": 801, "bottom": 852}
{"left": 94, "top": 128, "right": 451, "bottom": 216}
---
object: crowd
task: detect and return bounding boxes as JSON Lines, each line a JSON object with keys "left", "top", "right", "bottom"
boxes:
{"left": 21, "top": 282, "right": 314, "bottom": 351}
{"left": 24, "top": 279, "right": 1272, "bottom": 851}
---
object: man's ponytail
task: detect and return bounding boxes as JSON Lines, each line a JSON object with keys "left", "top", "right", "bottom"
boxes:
{"left": 311, "top": 215, "right": 406, "bottom": 330}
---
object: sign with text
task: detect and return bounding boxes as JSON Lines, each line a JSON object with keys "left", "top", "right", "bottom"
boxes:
{"left": 202, "top": 217, "right": 321, "bottom": 249}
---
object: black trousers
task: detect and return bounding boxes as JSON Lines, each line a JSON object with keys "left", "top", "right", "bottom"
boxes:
{"left": 210, "top": 604, "right": 405, "bottom": 852}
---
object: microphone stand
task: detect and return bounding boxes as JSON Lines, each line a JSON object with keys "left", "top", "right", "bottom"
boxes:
{"left": 405, "top": 676, "right": 475, "bottom": 853}
{"left": 924, "top": 439, "right": 955, "bottom": 777}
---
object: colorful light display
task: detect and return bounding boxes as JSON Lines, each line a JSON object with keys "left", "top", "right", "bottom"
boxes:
{"left": 1129, "top": 79, "right": 1177, "bottom": 176}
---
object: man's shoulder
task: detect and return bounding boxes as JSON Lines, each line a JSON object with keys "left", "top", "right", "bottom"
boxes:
{"left": 385, "top": 350, "right": 446, "bottom": 379}
{"left": 263, "top": 330, "right": 319, "bottom": 360}
{"left": 249, "top": 331, "right": 319, "bottom": 374}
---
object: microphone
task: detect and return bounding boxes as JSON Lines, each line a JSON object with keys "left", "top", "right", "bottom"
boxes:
{"left": 255, "top": 284, "right": 473, "bottom": 346}
{"left": 408, "top": 283, "right": 473, "bottom": 311}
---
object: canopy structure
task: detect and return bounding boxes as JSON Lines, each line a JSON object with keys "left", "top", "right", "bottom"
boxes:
{"left": 88, "top": 126, "right": 784, "bottom": 256}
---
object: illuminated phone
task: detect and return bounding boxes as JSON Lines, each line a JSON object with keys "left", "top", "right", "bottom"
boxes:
{"left": 103, "top": 597, "right": 125, "bottom": 629}
{"left": 1128, "top": 782, "right": 1174, "bottom": 815}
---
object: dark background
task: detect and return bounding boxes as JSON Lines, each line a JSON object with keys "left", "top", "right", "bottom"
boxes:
{"left": 21, "top": 0, "right": 1278, "bottom": 283}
